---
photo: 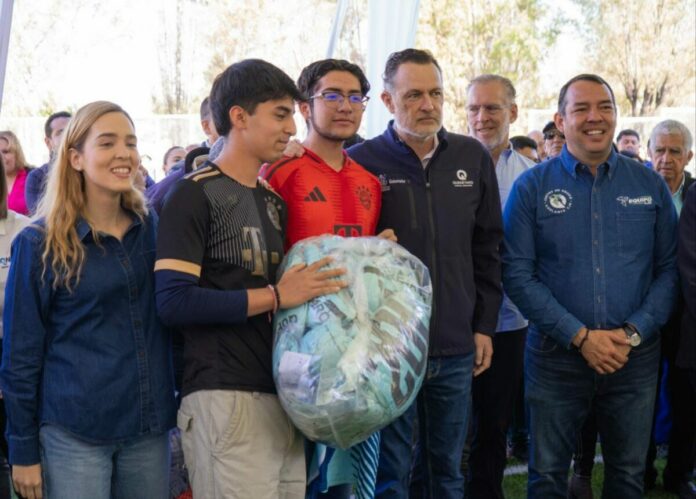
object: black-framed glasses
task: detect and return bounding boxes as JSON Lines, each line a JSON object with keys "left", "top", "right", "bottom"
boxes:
{"left": 309, "top": 91, "right": 370, "bottom": 108}
{"left": 544, "top": 131, "right": 565, "bottom": 141}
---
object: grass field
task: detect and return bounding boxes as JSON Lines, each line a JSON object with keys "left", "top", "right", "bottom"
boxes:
{"left": 502, "top": 458, "right": 678, "bottom": 498}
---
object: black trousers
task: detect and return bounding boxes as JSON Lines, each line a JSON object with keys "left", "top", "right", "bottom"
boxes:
{"left": 467, "top": 327, "right": 527, "bottom": 499}
{"left": 665, "top": 364, "right": 696, "bottom": 482}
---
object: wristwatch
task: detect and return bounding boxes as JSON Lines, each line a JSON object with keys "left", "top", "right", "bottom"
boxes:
{"left": 623, "top": 323, "right": 642, "bottom": 347}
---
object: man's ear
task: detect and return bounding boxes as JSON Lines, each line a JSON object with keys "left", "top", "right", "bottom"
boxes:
{"left": 229, "top": 106, "right": 247, "bottom": 130}
{"left": 554, "top": 112, "right": 564, "bottom": 134}
{"left": 381, "top": 90, "right": 396, "bottom": 114}
{"left": 509, "top": 103, "right": 519, "bottom": 124}
{"left": 299, "top": 101, "right": 312, "bottom": 122}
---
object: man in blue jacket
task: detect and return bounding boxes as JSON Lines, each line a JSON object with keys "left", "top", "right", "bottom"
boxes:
{"left": 502, "top": 74, "right": 678, "bottom": 498}
{"left": 348, "top": 48, "right": 503, "bottom": 499}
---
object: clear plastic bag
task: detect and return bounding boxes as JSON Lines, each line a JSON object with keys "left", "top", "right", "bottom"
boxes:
{"left": 273, "top": 235, "right": 432, "bottom": 449}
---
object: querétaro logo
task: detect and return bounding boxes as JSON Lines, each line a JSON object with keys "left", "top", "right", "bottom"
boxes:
{"left": 452, "top": 169, "right": 474, "bottom": 188}
{"left": 544, "top": 189, "right": 573, "bottom": 214}
{"left": 304, "top": 186, "right": 327, "bottom": 202}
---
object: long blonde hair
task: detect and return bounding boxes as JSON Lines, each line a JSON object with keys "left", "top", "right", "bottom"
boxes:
{"left": 37, "top": 101, "right": 148, "bottom": 290}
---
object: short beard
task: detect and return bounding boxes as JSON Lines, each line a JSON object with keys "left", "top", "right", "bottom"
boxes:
{"left": 309, "top": 115, "right": 355, "bottom": 143}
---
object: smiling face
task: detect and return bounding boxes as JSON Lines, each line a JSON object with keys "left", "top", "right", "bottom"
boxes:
{"left": 467, "top": 80, "right": 517, "bottom": 155}
{"left": 555, "top": 80, "right": 616, "bottom": 167}
{"left": 382, "top": 62, "right": 443, "bottom": 142}
{"left": 69, "top": 112, "right": 139, "bottom": 199}
{"left": 301, "top": 70, "right": 364, "bottom": 143}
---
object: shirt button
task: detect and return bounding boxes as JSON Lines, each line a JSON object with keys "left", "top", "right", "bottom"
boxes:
{"left": 593, "top": 240, "right": 598, "bottom": 246}
{"left": 593, "top": 213, "right": 599, "bottom": 219}
{"left": 596, "top": 267, "right": 601, "bottom": 274}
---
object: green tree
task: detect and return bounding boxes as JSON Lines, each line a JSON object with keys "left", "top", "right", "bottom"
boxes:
{"left": 416, "top": 0, "right": 562, "bottom": 133}
{"left": 572, "top": 0, "right": 696, "bottom": 116}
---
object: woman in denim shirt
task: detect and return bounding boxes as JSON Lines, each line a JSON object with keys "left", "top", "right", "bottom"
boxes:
{"left": 1, "top": 101, "right": 176, "bottom": 499}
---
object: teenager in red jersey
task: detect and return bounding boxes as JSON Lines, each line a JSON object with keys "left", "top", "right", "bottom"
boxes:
{"left": 261, "top": 59, "right": 395, "bottom": 499}
{"left": 261, "top": 59, "right": 394, "bottom": 249}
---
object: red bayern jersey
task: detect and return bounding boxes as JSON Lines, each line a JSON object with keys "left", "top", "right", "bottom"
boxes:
{"left": 260, "top": 147, "right": 382, "bottom": 249}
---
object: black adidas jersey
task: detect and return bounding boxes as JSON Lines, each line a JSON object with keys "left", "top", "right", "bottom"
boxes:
{"left": 156, "top": 161, "right": 286, "bottom": 395}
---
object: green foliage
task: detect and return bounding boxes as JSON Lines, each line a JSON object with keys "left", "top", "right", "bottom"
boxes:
{"left": 416, "top": 0, "right": 564, "bottom": 133}
{"left": 571, "top": 0, "right": 696, "bottom": 116}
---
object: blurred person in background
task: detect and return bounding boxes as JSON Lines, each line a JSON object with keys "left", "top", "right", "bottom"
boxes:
{"left": 616, "top": 129, "right": 645, "bottom": 162}
{"left": 0, "top": 131, "right": 32, "bottom": 216}
{"left": 542, "top": 121, "right": 565, "bottom": 159}
{"left": 25, "top": 111, "right": 72, "bottom": 214}
{"left": 0, "top": 152, "right": 31, "bottom": 498}
{"left": 528, "top": 130, "right": 546, "bottom": 161}
{"left": 511, "top": 135, "right": 540, "bottom": 163}
{"left": 162, "top": 146, "right": 186, "bottom": 176}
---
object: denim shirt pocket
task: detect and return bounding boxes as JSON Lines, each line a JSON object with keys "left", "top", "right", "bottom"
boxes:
{"left": 616, "top": 208, "right": 656, "bottom": 260}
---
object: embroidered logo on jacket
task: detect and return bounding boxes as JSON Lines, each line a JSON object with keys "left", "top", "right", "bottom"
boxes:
{"left": 616, "top": 195, "right": 653, "bottom": 207}
{"left": 452, "top": 169, "right": 474, "bottom": 188}
{"left": 544, "top": 189, "right": 573, "bottom": 214}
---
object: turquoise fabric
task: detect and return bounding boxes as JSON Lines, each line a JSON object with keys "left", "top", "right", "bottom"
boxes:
{"left": 273, "top": 235, "right": 432, "bottom": 449}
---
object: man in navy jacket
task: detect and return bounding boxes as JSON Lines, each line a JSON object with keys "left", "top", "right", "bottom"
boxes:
{"left": 349, "top": 48, "right": 503, "bottom": 499}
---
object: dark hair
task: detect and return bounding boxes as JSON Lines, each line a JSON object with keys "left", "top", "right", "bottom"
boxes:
{"left": 44, "top": 111, "right": 72, "bottom": 138}
{"left": 467, "top": 74, "right": 516, "bottom": 104}
{"left": 297, "top": 59, "right": 370, "bottom": 101}
{"left": 383, "top": 48, "right": 442, "bottom": 89}
{"left": 557, "top": 74, "right": 615, "bottom": 116}
{"left": 510, "top": 135, "right": 538, "bottom": 151}
{"left": 542, "top": 121, "right": 559, "bottom": 134}
{"left": 209, "top": 59, "right": 301, "bottom": 137}
{"left": 199, "top": 97, "right": 211, "bottom": 121}
{"left": 617, "top": 129, "right": 640, "bottom": 142}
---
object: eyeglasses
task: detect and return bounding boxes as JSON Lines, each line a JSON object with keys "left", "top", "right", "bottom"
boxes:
{"left": 544, "top": 131, "right": 565, "bottom": 141}
{"left": 466, "top": 104, "right": 506, "bottom": 115}
{"left": 309, "top": 91, "right": 370, "bottom": 109}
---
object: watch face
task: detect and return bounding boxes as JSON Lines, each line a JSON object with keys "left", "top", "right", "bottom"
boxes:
{"left": 629, "top": 334, "right": 641, "bottom": 347}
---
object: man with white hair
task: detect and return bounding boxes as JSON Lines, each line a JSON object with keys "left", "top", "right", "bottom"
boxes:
{"left": 648, "top": 119, "right": 696, "bottom": 497}
{"left": 465, "top": 74, "right": 534, "bottom": 499}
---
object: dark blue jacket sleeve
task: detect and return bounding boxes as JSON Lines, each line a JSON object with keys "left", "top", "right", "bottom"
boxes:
{"left": 471, "top": 153, "right": 504, "bottom": 335}
{"left": 155, "top": 269, "right": 248, "bottom": 327}
{"left": 0, "top": 228, "right": 51, "bottom": 465}
{"left": 24, "top": 167, "right": 46, "bottom": 215}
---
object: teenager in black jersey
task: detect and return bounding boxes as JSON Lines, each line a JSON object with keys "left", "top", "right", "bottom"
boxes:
{"left": 155, "top": 59, "right": 346, "bottom": 498}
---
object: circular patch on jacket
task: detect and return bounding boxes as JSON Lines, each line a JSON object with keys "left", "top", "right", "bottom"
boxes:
{"left": 544, "top": 189, "right": 573, "bottom": 214}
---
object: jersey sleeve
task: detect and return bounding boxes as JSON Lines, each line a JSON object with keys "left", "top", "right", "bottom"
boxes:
{"left": 155, "top": 178, "right": 209, "bottom": 277}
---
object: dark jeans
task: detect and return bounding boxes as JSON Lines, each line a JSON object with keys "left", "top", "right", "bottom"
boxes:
{"left": 526, "top": 331, "right": 660, "bottom": 499}
{"left": 665, "top": 364, "right": 696, "bottom": 482}
{"left": 468, "top": 327, "right": 526, "bottom": 499}
{"left": 574, "top": 355, "right": 666, "bottom": 480}
{"left": 376, "top": 353, "right": 474, "bottom": 499}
